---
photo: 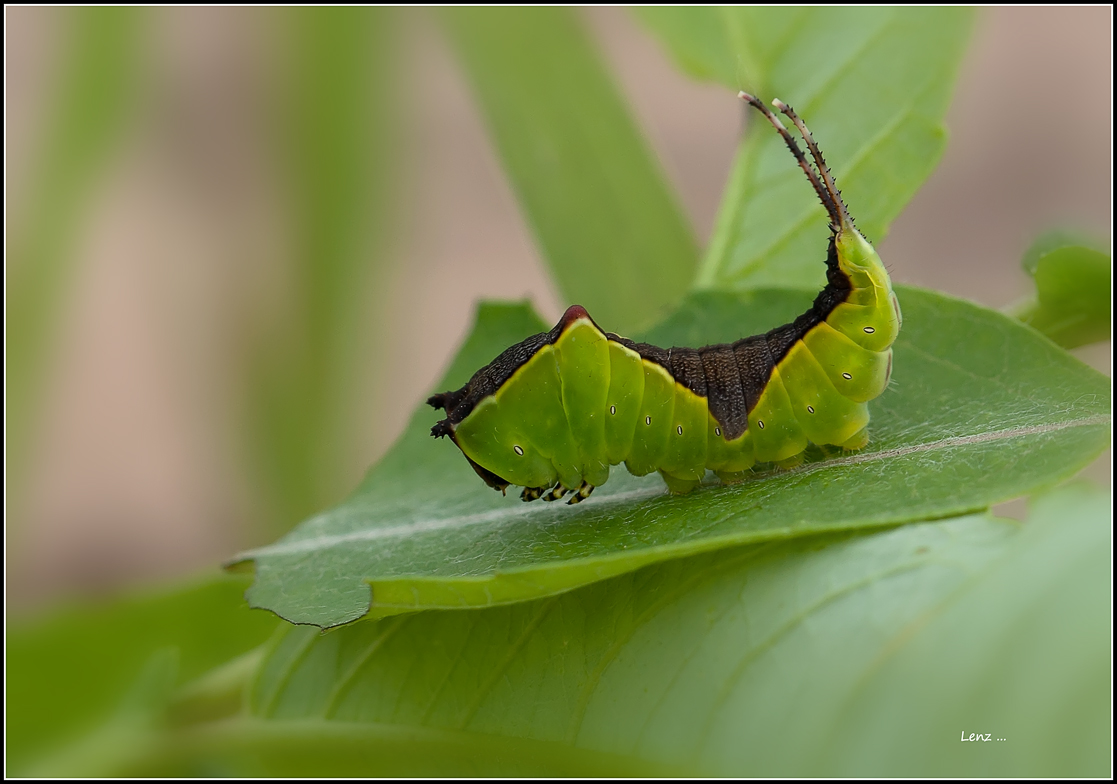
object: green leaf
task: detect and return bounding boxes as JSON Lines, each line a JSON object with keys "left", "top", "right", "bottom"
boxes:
{"left": 249, "top": 7, "right": 397, "bottom": 532}
{"left": 441, "top": 7, "right": 700, "bottom": 333}
{"left": 1010, "top": 231, "right": 1111, "bottom": 349}
{"left": 236, "top": 287, "right": 1110, "bottom": 627}
{"left": 236, "top": 486, "right": 1108, "bottom": 776}
{"left": 637, "top": 7, "right": 974, "bottom": 290}
{"left": 6, "top": 574, "right": 278, "bottom": 772}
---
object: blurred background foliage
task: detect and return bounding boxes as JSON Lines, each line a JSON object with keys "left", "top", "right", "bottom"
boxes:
{"left": 4, "top": 6, "right": 1111, "bottom": 776}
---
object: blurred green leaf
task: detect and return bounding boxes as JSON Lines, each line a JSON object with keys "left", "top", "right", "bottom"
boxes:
{"left": 1010, "top": 231, "right": 1111, "bottom": 348}
{"left": 22, "top": 648, "right": 183, "bottom": 778}
{"left": 1019, "top": 229, "right": 1105, "bottom": 276}
{"left": 249, "top": 7, "right": 397, "bottom": 533}
{"left": 6, "top": 574, "right": 278, "bottom": 773}
{"left": 236, "top": 286, "right": 1110, "bottom": 627}
{"left": 637, "top": 7, "right": 974, "bottom": 290}
{"left": 441, "top": 7, "right": 700, "bottom": 333}
{"left": 67, "top": 720, "right": 666, "bottom": 778}
{"left": 6, "top": 7, "right": 143, "bottom": 513}
{"left": 237, "top": 487, "right": 1109, "bottom": 775}
{"left": 631, "top": 7, "right": 744, "bottom": 85}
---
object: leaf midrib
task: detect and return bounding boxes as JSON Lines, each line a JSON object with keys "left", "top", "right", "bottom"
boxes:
{"left": 239, "top": 414, "right": 1110, "bottom": 564}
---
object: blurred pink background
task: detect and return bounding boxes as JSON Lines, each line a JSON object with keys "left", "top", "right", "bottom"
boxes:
{"left": 6, "top": 7, "right": 1111, "bottom": 608}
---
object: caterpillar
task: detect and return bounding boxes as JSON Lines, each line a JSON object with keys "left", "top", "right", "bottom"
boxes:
{"left": 429, "top": 93, "right": 900, "bottom": 504}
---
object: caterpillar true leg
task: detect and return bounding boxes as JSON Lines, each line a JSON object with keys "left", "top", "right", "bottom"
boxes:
{"left": 566, "top": 482, "right": 595, "bottom": 505}
{"left": 542, "top": 484, "right": 571, "bottom": 502}
{"left": 520, "top": 486, "right": 549, "bottom": 503}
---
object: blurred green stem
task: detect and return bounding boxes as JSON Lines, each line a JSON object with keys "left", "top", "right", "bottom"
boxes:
{"left": 6, "top": 7, "right": 143, "bottom": 525}
{"left": 249, "top": 7, "right": 396, "bottom": 534}
{"left": 441, "top": 7, "right": 699, "bottom": 334}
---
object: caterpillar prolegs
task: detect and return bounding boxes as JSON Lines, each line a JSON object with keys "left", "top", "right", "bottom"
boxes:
{"left": 429, "top": 94, "right": 900, "bottom": 503}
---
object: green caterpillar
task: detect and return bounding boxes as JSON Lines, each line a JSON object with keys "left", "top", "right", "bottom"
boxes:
{"left": 430, "top": 93, "right": 900, "bottom": 504}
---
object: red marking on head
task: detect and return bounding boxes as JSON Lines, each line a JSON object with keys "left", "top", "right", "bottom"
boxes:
{"left": 560, "top": 304, "right": 592, "bottom": 329}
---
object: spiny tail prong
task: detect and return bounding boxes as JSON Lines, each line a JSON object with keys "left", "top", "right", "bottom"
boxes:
{"left": 739, "top": 91, "right": 841, "bottom": 229}
{"left": 773, "top": 99, "right": 852, "bottom": 229}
